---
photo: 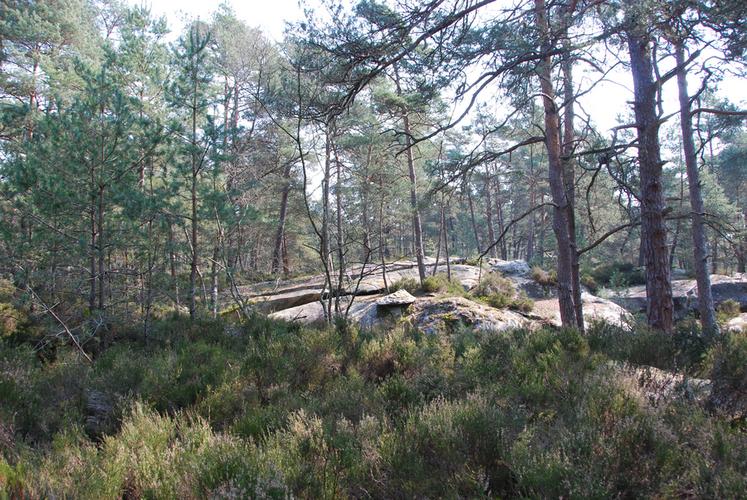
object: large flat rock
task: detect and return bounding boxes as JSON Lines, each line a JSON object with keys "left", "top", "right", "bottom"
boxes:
{"left": 532, "top": 292, "right": 634, "bottom": 329}
{"left": 234, "top": 260, "right": 479, "bottom": 313}
{"left": 611, "top": 275, "right": 747, "bottom": 318}
{"left": 269, "top": 295, "right": 382, "bottom": 326}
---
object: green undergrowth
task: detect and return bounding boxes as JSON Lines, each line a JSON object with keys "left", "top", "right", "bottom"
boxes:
{"left": 1, "top": 314, "right": 746, "bottom": 498}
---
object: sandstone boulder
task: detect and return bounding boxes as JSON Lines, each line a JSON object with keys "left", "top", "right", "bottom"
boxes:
{"left": 487, "top": 258, "right": 531, "bottom": 277}
{"left": 376, "top": 289, "right": 416, "bottom": 306}
{"left": 726, "top": 313, "right": 747, "bottom": 333}
{"left": 406, "top": 296, "right": 533, "bottom": 336}
{"left": 532, "top": 292, "right": 634, "bottom": 329}
{"left": 611, "top": 274, "right": 747, "bottom": 318}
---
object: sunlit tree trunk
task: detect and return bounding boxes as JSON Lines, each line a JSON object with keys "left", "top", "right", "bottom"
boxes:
{"left": 534, "top": 0, "right": 577, "bottom": 328}
{"left": 626, "top": 24, "right": 674, "bottom": 332}
{"left": 561, "top": 23, "right": 583, "bottom": 331}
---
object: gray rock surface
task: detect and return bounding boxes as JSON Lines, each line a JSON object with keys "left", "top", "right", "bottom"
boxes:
{"left": 244, "top": 258, "right": 642, "bottom": 334}
{"left": 531, "top": 292, "right": 634, "bottom": 329}
{"left": 726, "top": 313, "right": 747, "bottom": 333}
{"left": 611, "top": 274, "right": 747, "bottom": 318}
{"left": 407, "top": 296, "right": 533, "bottom": 335}
{"left": 269, "top": 295, "right": 381, "bottom": 327}
{"left": 487, "top": 259, "right": 531, "bottom": 276}
{"left": 376, "top": 289, "right": 416, "bottom": 306}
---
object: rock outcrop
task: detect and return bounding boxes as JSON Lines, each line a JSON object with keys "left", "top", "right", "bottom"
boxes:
{"left": 407, "top": 296, "right": 533, "bottom": 336}
{"left": 269, "top": 295, "right": 381, "bottom": 327}
{"left": 243, "top": 258, "right": 642, "bottom": 335}
{"left": 726, "top": 313, "right": 747, "bottom": 333}
{"left": 611, "top": 274, "right": 747, "bottom": 318}
{"left": 376, "top": 289, "right": 416, "bottom": 306}
{"left": 531, "top": 292, "right": 634, "bottom": 330}
{"left": 487, "top": 258, "right": 531, "bottom": 277}
{"left": 237, "top": 259, "right": 477, "bottom": 313}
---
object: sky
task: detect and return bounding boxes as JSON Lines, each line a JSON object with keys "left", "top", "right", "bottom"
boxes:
{"left": 127, "top": 0, "right": 744, "bottom": 151}
{"left": 125, "top": 0, "right": 304, "bottom": 41}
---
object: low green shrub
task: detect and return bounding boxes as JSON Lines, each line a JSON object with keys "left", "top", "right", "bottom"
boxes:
{"left": 531, "top": 266, "right": 557, "bottom": 287}
{"left": 587, "top": 320, "right": 712, "bottom": 374}
{"left": 581, "top": 273, "right": 599, "bottom": 293}
{"left": 717, "top": 299, "right": 742, "bottom": 323}
{"left": 589, "top": 262, "right": 646, "bottom": 289}
{"left": 389, "top": 277, "right": 419, "bottom": 294}
{"left": 473, "top": 274, "right": 534, "bottom": 312}
{"left": 705, "top": 331, "right": 747, "bottom": 392}
{"left": 421, "top": 273, "right": 465, "bottom": 295}
{"left": 2, "top": 313, "right": 747, "bottom": 498}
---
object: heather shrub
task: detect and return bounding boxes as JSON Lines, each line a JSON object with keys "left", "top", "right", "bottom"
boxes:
{"left": 717, "top": 299, "right": 741, "bottom": 323}
{"left": 389, "top": 277, "right": 419, "bottom": 294}
{"left": 530, "top": 266, "right": 556, "bottom": 287}
{"left": 421, "top": 273, "right": 465, "bottom": 295}
{"left": 2, "top": 314, "right": 747, "bottom": 498}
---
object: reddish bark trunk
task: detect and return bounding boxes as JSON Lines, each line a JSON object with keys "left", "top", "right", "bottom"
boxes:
{"left": 626, "top": 25, "right": 674, "bottom": 332}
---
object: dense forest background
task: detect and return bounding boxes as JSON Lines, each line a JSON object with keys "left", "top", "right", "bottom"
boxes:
{"left": 2, "top": 0, "right": 747, "bottom": 497}
{"left": 0, "top": 0, "right": 745, "bottom": 335}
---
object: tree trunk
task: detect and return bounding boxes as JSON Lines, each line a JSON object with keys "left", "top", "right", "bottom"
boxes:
{"left": 626, "top": 24, "right": 673, "bottom": 332}
{"left": 467, "top": 185, "right": 482, "bottom": 255}
{"left": 272, "top": 161, "right": 293, "bottom": 275}
{"left": 484, "top": 167, "right": 497, "bottom": 258}
{"left": 210, "top": 243, "right": 219, "bottom": 318}
{"left": 526, "top": 149, "right": 536, "bottom": 263}
{"left": 403, "top": 121, "right": 427, "bottom": 282}
{"left": 534, "top": 0, "right": 577, "bottom": 328}
{"left": 378, "top": 179, "right": 390, "bottom": 292}
{"left": 361, "top": 143, "right": 373, "bottom": 262}
{"left": 334, "top": 142, "right": 345, "bottom": 314}
{"left": 561, "top": 24, "right": 584, "bottom": 331}
{"left": 189, "top": 172, "right": 198, "bottom": 320}
{"left": 97, "top": 185, "right": 106, "bottom": 311}
{"left": 89, "top": 197, "right": 96, "bottom": 314}
{"left": 189, "top": 60, "right": 199, "bottom": 321}
{"left": 168, "top": 220, "right": 180, "bottom": 309}
{"left": 433, "top": 205, "right": 443, "bottom": 275}
{"left": 494, "top": 175, "right": 508, "bottom": 259}
{"left": 444, "top": 201, "right": 452, "bottom": 280}
{"left": 675, "top": 43, "right": 718, "bottom": 335}
{"left": 321, "top": 122, "right": 334, "bottom": 320}
{"left": 394, "top": 68, "right": 427, "bottom": 284}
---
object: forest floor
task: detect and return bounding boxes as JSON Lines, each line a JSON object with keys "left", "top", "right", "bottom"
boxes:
{"left": 2, "top": 306, "right": 747, "bottom": 498}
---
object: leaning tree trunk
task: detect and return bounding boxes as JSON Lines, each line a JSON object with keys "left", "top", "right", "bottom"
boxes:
{"left": 675, "top": 43, "right": 718, "bottom": 335}
{"left": 626, "top": 26, "right": 674, "bottom": 332}
{"left": 534, "top": 0, "right": 577, "bottom": 328}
